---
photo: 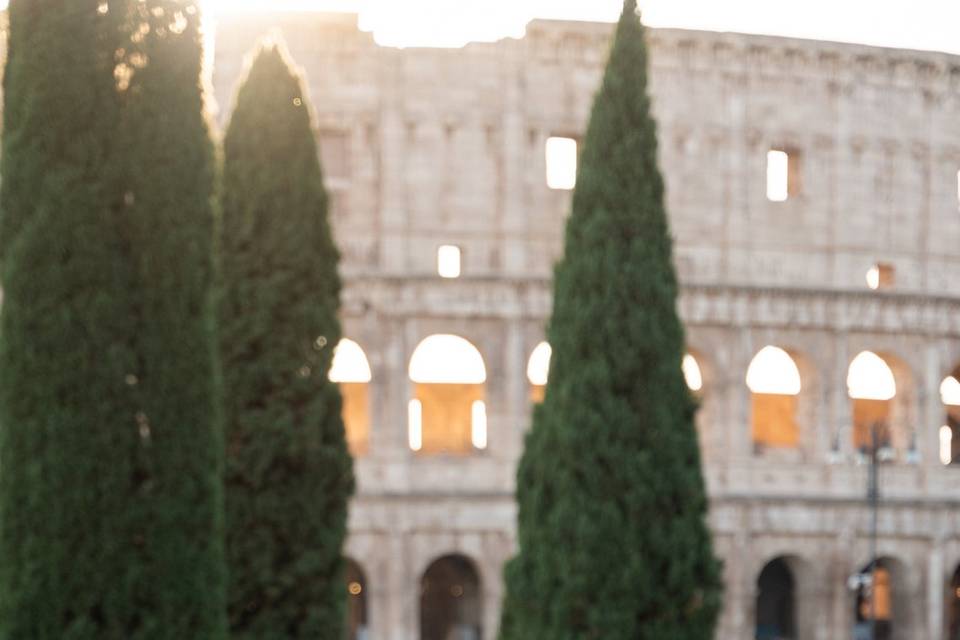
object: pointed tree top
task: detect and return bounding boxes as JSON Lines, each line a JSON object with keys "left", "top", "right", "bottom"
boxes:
{"left": 623, "top": 0, "right": 638, "bottom": 18}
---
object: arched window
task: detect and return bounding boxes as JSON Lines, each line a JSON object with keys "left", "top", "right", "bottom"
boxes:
{"left": 940, "top": 373, "right": 960, "bottom": 466}
{"left": 755, "top": 557, "right": 796, "bottom": 640}
{"left": 420, "top": 555, "right": 482, "bottom": 640}
{"left": 847, "top": 351, "right": 897, "bottom": 454}
{"left": 683, "top": 353, "right": 704, "bottom": 392}
{"left": 853, "top": 557, "right": 908, "bottom": 640}
{"left": 408, "top": 335, "right": 487, "bottom": 455}
{"left": 329, "top": 339, "right": 372, "bottom": 456}
{"left": 746, "top": 346, "right": 802, "bottom": 451}
{"left": 344, "top": 559, "right": 368, "bottom": 640}
{"left": 527, "top": 342, "right": 552, "bottom": 403}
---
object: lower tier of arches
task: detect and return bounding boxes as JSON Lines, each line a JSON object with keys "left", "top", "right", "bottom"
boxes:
{"left": 342, "top": 493, "right": 960, "bottom": 640}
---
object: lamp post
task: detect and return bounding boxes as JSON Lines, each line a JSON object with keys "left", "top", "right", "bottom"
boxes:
{"left": 867, "top": 422, "right": 880, "bottom": 640}
{"left": 847, "top": 420, "right": 885, "bottom": 640}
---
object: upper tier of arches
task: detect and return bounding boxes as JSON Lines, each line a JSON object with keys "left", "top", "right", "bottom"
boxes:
{"left": 328, "top": 334, "right": 960, "bottom": 466}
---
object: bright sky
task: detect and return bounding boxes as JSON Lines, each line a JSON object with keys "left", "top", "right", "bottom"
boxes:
{"left": 198, "top": 0, "right": 960, "bottom": 54}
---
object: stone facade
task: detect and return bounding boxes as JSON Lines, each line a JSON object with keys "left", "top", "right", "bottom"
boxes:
{"left": 212, "top": 13, "right": 960, "bottom": 640}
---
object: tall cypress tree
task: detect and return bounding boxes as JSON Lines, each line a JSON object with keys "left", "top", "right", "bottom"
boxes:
{"left": 218, "top": 44, "right": 354, "bottom": 639}
{"left": 0, "top": 1, "right": 141, "bottom": 637}
{"left": 118, "top": 1, "right": 227, "bottom": 636}
{"left": 499, "top": 2, "right": 722, "bottom": 638}
{"left": 0, "top": 2, "right": 225, "bottom": 636}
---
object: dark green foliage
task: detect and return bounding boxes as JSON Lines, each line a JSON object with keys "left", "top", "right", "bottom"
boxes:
{"left": 499, "top": 2, "right": 723, "bottom": 639}
{"left": 118, "top": 1, "right": 227, "bottom": 636}
{"left": 218, "top": 44, "right": 354, "bottom": 639}
{"left": 0, "top": 0, "right": 226, "bottom": 637}
{"left": 0, "top": 3, "right": 140, "bottom": 638}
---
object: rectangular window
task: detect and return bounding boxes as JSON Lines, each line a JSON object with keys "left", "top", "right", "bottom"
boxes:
{"left": 940, "top": 425, "right": 953, "bottom": 466}
{"left": 408, "top": 399, "right": 423, "bottom": 452}
{"left": 471, "top": 400, "right": 488, "bottom": 450}
{"left": 437, "top": 245, "right": 462, "bottom": 279}
{"left": 546, "top": 136, "right": 578, "bottom": 190}
{"left": 866, "top": 263, "right": 895, "bottom": 290}
{"left": 766, "top": 149, "right": 790, "bottom": 201}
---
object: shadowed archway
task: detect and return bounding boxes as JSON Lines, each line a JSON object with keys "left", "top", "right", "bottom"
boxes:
{"left": 419, "top": 554, "right": 482, "bottom": 640}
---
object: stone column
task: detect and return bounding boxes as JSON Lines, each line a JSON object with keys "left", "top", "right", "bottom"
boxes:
{"left": 502, "top": 319, "right": 526, "bottom": 462}
{"left": 731, "top": 327, "right": 755, "bottom": 461}
{"left": 830, "top": 529, "right": 856, "bottom": 638}
{"left": 378, "top": 50, "right": 408, "bottom": 275}
{"left": 833, "top": 333, "right": 851, "bottom": 459}
{"left": 923, "top": 341, "right": 944, "bottom": 468}
{"left": 386, "top": 530, "right": 412, "bottom": 640}
{"left": 929, "top": 542, "right": 945, "bottom": 640}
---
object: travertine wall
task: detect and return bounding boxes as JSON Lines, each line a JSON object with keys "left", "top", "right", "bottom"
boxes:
{"left": 213, "top": 14, "right": 960, "bottom": 640}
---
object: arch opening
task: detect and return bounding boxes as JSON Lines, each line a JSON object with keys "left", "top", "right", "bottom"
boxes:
{"left": 683, "top": 353, "right": 703, "bottom": 393}
{"left": 755, "top": 557, "right": 796, "bottom": 640}
{"left": 941, "top": 371, "right": 960, "bottom": 466}
{"left": 344, "top": 559, "right": 368, "bottom": 640}
{"left": 747, "top": 346, "right": 803, "bottom": 452}
{"left": 847, "top": 351, "right": 897, "bottom": 454}
{"left": 527, "top": 342, "right": 551, "bottom": 403}
{"left": 408, "top": 335, "right": 487, "bottom": 455}
{"left": 420, "top": 554, "right": 482, "bottom": 640}
{"left": 949, "top": 565, "right": 960, "bottom": 640}
{"left": 853, "top": 557, "right": 910, "bottom": 640}
{"left": 330, "top": 339, "right": 372, "bottom": 456}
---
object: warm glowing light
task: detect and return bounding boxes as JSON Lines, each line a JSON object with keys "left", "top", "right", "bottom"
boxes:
{"left": 203, "top": 0, "right": 356, "bottom": 18}
{"left": 746, "top": 346, "right": 801, "bottom": 395}
{"left": 941, "top": 426, "right": 953, "bottom": 466}
{"left": 409, "top": 335, "right": 486, "bottom": 384}
{"left": 941, "top": 376, "right": 960, "bottom": 406}
{"left": 348, "top": 581, "right": 363, "bottom": 596}
{"left": 866, "top": 263, "right": 895, "bottom": 290}
{"left": 546, "top": 137, "right": 578, "bottom": 190}
{"left": 847, "top": 351, "right": 896, "bottom": 401}
{"left": 527, "top": 342, "right": 552, "bottom": 387}
{"left": 471, "top": 400, "right": 488, "bottom": 449}
{"left": 197, "top": 0, "right": 960, "bottom": 53}
{"left": 437, "top": 245, "right": 462, "bottom": 279}
{"left": 683, "top": 354, "right": 703, "bottom": 392}
{"left": 408, "top": 399, "right": 423, "bottom": 451}
{"left": 329, "top": 338, "right": 372, "bottom": 383}
{"left": 766, "top": 150, "right": 789, "bottom": 202}
{"left": 866, "top": 265, "right": 881, "bottom": 290}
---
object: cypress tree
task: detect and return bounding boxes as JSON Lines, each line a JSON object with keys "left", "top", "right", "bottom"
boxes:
{"left": 0, "top": 2, "right": 143, "bottom": 637}
{"left": 118, "top": 0, "right": 227, "bottom": 636}
{"left": 499, "top": 2, "right": 723, "bottom": 639}
{"left": 0, "top": 1, "right": 225, "bottom": 636}
{"left": 218, "top": 44, "right": 354, "bottom": 638}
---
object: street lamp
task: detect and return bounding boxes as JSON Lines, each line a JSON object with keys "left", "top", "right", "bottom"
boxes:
{"left": 848, "top": 421, "right": 886, "bottom": 640}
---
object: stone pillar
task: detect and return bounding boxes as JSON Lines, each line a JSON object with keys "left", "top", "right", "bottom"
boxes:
{"left": 929, "top": 543, "right": 945, "bottom": 640}
{"left": 830, "top": 333, "right": 851, "bottom": 460}
{"left": 502, "top": 319, "right": 525, "bottom": 461}
{"left": 728, "top": 507, "right": 752, "bottom": 637}
{"left": 499, "top": 44, "right": 528, "bottom": 276}
{"left": 381, "top": 317, "right": 413, "bottom": 458}
{"left": 378, "top": 50, "right": 408, "bottom": 275}
{"left": 731, "top": 327, "right": 755, "bottom": 461}
{"left": 386, "top": 531, "right": 412, "bottom": 640}
{"left": 923, "top": 341, "right": 944, "bottom": 468}
{"left": 797, "top": 559, "right": 830, "bottom": 640}
{"left": 830, "top": 530, "right": 856, "bottom": 639}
